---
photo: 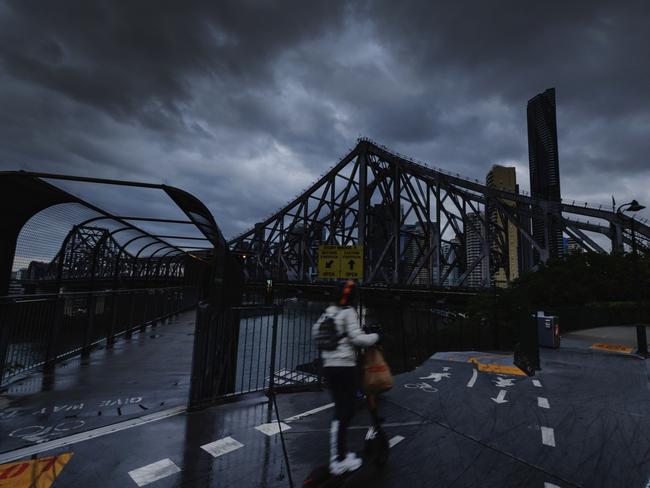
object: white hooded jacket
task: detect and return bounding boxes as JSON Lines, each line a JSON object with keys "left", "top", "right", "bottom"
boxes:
{"left": 313, "top": 305, "right": 379, "bottom": 367}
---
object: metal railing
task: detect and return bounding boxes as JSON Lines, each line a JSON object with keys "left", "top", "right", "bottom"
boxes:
{"left": 200, "top": 295, "right": 503, "bottom": 404}
{"left": 0, "top": 286, "right": 198, "bottom": 386}
{"left": 228, "top": 301, "right": 323, "bottom": 398}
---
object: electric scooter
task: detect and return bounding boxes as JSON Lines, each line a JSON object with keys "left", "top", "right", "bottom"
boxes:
{"left": 303, "top": 392, "right": 389, "bottom": 487}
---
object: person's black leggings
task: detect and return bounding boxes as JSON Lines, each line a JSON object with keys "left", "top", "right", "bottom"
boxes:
{"left": 323, "top": 366, "right": 357, "bottom": 460}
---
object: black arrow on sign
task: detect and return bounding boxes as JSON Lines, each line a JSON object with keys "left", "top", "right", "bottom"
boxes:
{"left": 348, "top": 259, "right": 355, "bottom": 270}
{"left": 325, "top": 260, "right": 334, "bottom": 268}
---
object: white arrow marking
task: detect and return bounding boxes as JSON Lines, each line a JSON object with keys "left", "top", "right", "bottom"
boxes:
{"left": 491, "top": 389, "right": 508, "bottom": 404}
{"left": 466, "top": 369, "right": 478, "bottom": 388}
{"left": 538, "top": 397, "right": 550, "bottom": 409}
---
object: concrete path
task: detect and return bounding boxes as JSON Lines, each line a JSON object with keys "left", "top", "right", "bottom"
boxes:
{"left": 0, "top": 311, "right": 195, "bottom": 454}
{"left": 1, "top": 344, "right": 648, "bottom": 487}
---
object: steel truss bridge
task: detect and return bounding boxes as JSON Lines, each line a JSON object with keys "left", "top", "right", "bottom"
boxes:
{"left": 229, "top": 139, "right": 650, "bottom": 287}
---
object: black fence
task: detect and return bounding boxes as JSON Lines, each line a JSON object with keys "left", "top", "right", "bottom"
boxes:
{"left": 0, "top": 286, "right": 198, "bottom": 386}
{"left": 196, "top": 293, "right": 504, "bottom": 403}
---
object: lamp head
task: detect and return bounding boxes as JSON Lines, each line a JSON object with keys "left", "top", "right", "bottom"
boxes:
{"left": 626, "top": 200, "right": 646, "bottom": 212}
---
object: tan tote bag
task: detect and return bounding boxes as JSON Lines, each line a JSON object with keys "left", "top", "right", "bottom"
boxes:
{"left": 362, "top": 347, "right": 393, "bottom": 394}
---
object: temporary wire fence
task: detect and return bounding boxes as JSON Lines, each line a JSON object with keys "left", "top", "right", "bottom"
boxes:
{"left": 0, "top": 286, "right": 198, "bottom": 386}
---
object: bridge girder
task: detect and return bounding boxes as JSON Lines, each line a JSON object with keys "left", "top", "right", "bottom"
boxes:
{"left": 229, "top": 140, "right": 650, "bottom": 287}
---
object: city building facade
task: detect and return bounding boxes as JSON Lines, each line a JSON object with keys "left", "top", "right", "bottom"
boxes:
{"left": 527, "top": 87, "right": 564, "bottom": 262}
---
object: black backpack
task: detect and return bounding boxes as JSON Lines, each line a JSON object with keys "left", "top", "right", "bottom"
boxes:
{"left": 315, "top": 311, "right": 346, "bottom": 351}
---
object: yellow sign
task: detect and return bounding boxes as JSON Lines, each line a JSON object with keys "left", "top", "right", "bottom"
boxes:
{"left": 318, "top": 245, "right": 341, "bottom": 279}
{"left": 317, "top": 245, "right": 364, "bottom": 280}
{"left": 0, "top": 453, "right": 73, "bottom": 488}
{"left": 340, "top": 246, "right": 363, "bottom": 279}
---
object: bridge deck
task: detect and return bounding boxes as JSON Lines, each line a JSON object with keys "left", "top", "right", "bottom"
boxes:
{"left": 1, "top": 329, "right": 649, "bottom": 487}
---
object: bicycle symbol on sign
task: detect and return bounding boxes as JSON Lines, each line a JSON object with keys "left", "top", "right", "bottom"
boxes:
{"left": 404, "top": 382, "right": 438, "bottom": 393}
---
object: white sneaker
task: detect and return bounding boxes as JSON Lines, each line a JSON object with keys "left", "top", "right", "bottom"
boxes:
{"left": 329, "top": 452, "right": 362, "bottom": 475}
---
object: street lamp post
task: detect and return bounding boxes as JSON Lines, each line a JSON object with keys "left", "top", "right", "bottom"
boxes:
{"left": 617, "top": 200, "right": 648, "bottom": 357}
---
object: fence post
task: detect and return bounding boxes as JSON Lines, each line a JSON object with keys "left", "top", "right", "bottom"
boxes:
{"left": 267, "top": 305, "right": 280, "bottom": 399}
{"left": 44, "top": 296, "right": 63, "bottom": 367}
{"left": 126, "top": 292, "right": 135, "bottom": 339}
{"left": 107, "top": 292, "right": 118, "bottom": 348}
{"left": 0, "top": 301, "right": 12, "bottom": 384}
{"left": 82, "top": 293, "right": 95, "bottom": 358}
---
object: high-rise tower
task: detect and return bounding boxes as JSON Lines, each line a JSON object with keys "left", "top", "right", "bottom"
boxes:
{"left": 527, "top": 87, "right": 563, "bottom": 262}
{"left": 486, "top": 165, "right": 519, "bottom": 286}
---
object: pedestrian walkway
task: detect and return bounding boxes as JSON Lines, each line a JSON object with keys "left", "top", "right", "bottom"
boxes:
{"left": 1, "top": 342, "right": 648, "bottom": 487}
{"left": 561, "top": 325, "right": 650, "bottom": 355}
{"left": 0, "top": 310, "right": 196, "bottom": 454}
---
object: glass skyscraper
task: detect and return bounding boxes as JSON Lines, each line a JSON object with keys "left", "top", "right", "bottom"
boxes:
{"left": 527, "top": 87, "right": 563, "bottom": 262}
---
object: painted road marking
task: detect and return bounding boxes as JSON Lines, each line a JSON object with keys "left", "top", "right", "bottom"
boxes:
{"left": 493, "top": 377, "right": 516, "bottom": 388}
{"left": 532, "top": 379, "right": 543, "bottom": 388}
{"left": 254, "top": 403, "right": 334, "bottom": 436}
{"left": 468, "top": 358, "right": 526, "bottom": 376}
{"left": 283, "top": 402, "right": 334, "bottom": 423}
{"left": 418, "top": 372, "right": 451, "bottom": 382}
{"left": 466, "top": 369, "right": 478, "bottom": 388}
{"left": 541, "top": 426, "right": 556, "bottom": 447}
{"left": 538, "top": 397, "right": 550, "bottom": 409}
{"left": 0, "top": 453, "right": 72, "bottom": 488}
{"left": 200, "top": 436, "right": 244, "bottom": 458}
{"left": 128, "top": 458, "right": 180, "bottom": 487}
{"left": 491, "top": 390, "right": 508, "bottom": 404}
{"left": 389, "top": 435, "right": 405, "bottom": 448}
{"left": 255, "top": 422, "right": 291, "bottom": 436}
{"left": 0, "top": 405, "right": 186, "bottom": 465}
{"left": 591, "top": 343, "right": 633, "bottom": 354}
{"left": 544, "top": 483, "right": 561, "bottom": 488}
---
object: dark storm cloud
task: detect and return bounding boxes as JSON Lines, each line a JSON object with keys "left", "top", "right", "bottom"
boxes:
{"left": 1, "top": 0, "right": 649, "bottom": 238}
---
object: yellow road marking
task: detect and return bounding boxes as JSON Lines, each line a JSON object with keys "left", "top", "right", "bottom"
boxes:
{"left": 0, "top": 452, "right": 72, "bottom": 488}
{"left": 468, "top": 358, "right": 526, "bottom": 376}
{"left": 590, "top": 343, "right": 633, "bottom": 354}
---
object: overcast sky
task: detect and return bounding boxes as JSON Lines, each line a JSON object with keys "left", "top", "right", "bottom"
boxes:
{"left": 2, "top": 0, "right": 650, "bottom": 239}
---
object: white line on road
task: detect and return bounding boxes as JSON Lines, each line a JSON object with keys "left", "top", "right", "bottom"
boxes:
{"left": 544, "top": 483, "right": 561, "bottom": 488}
{"left": 200, "top": 436, "right": 244, "bottom": 458}
{"left": 254, "top": 402, "right": 335, "bottom": 435}
{"left": 255, "top": 422, "right": 291, "bottom": 436}
{"left": 466, "top": 369, "right": 478, "bottom": 388}
{"left": 389, "top": 435, "right": 405, "bottom": 448}
{"left": 532, "top": 379, "right": 543, "bottom": 388}
{"left": 541, "top": 426, "right": 556, "bottom": 447}
{"left": 284, "top": 403, "right": 335, "bottom": 423}
{"left": 538, "top": 397, "right": 550, "bottom": 409}
{"left": 0, "top": 405, "right": 187, "bottom": 465}
{"left": 128, "top": 458, "right": 180, "bottom": 487}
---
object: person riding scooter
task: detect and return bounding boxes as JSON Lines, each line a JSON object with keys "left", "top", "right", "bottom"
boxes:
{"left": 312, "top": 280, "right": 380, "bottom": 475}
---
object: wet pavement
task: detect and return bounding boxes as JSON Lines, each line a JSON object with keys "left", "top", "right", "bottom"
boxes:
{"left": 562, "top": 325, "right": 650, "bottom": 355}
{"left": 1, "top": 341, "right": 649, "bottom": 487}
{"left": 0, "top": 311, "right": 195, "bottom": 453}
